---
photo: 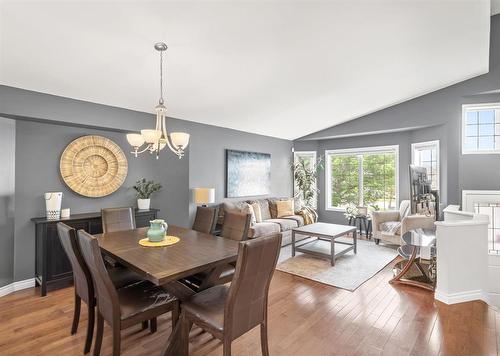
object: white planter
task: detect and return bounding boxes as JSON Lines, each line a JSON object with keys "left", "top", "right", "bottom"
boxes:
{"left": 137, "top": 198, "right": 151, "bottom": 210}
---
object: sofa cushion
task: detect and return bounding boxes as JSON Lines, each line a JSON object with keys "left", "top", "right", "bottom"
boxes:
{"left": 281, "top": 215, "right": 304, "bottom": 227}
{"left": 250, "top": 202, "right": 262, "bottom": 223}
{"left": 248, "top": 222, "right": 281, "bottom": 238}
{"left": 267, "top": 198, "right": 290, "bottom": 219}
{"left": 247, "top": 199, "right": 272, "bottom": 221}
{"left": 379, "top": 221, "right": 401, "bottom": 235}
{"left": 276, "top": 199, "right": 295, "bottom": 218}
{"left": 264, "top": 218, "right": 298, "bottom": 232}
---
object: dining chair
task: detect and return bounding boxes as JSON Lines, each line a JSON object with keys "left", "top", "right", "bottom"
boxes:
{"left": 192, "top": 206, "right": 219, "bottom": 234}
{"left": 185, "top": 211, "right": 251, "bottom": 290}
{"left": 77, "top": 229, "right": 180, "bottom": 356}
{"left": 220, "top": 211, "right": 252, "bottom": 241}
{"left": 178, "top": 233, "right": 282, "bottom": 356}
{"left": 56, "top": 223, "right": 142, "bottom": 354}
{"left": 101, "top": 207, "right": 136, "bottom": 233}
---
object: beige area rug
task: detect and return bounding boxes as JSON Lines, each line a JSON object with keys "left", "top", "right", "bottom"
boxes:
{"left": 277, "top": 237, "right": 397, "bottom": 291}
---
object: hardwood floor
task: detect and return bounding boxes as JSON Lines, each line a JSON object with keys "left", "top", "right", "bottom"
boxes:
{"left": 0, "top": 260, "right": 498, "bottom": 356}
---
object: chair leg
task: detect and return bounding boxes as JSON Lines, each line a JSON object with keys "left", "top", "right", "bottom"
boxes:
{"left": 141, "top": 321, "right": 148, "bottom": 330}
{"left": 260, "top": 322, "right": 270, "bottom": 356}
{"left": 71, "top": 294, "right": 81, "bottom": 335}
{"left": 112, "top": 325, "right": 121, "bottom": 356}
{"left": 223, "top": 338, "right": 232, "bottom": 356}
{"left": 84, "top": 303, "right": 95, "bottom": 354}
{"left": 150, "top": 317, "right": 157, "bottom": 333}
{"left": 93, "top": 312, "right": 104, "bottom": 356}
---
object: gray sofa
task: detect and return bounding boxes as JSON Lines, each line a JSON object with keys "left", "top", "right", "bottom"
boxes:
{"left": 218, "top": 198, "right": 310, "bottom": 246}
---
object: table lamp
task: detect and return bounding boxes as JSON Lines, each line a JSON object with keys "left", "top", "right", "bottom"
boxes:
{"left": 193, "top": 188, "right": 215, "bottom": 207}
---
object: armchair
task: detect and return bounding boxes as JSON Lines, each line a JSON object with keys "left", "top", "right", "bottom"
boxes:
{"left": 372, "top": 200, "right": 435, "bottom": 245}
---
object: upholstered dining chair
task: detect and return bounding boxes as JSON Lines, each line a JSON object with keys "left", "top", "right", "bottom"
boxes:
{"left": 77, "top": 229, "right": 179, "bottom": 356}
{"left": 192, "top": 206, "right": 219, "bottom": 234}
{"left": 101, "top": 207, "right": 136, "bottom": 233}
{"left": 56, "top": 223, "right": 141, "bottom": 354}
{"left": 220, "top": 211, "right": 252, "bottom": 241}
{"left": 178, "top": 233, "right": 282, "bottom": 356}
{"left": 185, "top": 211, "right": 252, "bottom": 290}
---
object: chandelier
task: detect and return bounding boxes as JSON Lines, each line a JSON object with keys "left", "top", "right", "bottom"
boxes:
{"left": 126, "top": 42, "right": 190, "bottom": 159}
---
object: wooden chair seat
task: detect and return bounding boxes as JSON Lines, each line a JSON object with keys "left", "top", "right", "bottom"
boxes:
{"left": 118, "top": 281, "right": 177, "bottom": 321}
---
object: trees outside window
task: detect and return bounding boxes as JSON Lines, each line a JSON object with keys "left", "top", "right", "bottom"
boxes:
{"left": 326, "top": 146, "right": 398, "bottom": 211}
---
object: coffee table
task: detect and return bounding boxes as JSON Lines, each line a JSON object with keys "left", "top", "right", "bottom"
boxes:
{"left": 292, "top": 222, "right": 357, "bottom": 266}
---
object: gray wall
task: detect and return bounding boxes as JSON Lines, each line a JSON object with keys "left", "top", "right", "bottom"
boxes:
{"left": 13, "top": 120, "right": 189, "bottom": 282}
{"left": 0, "top": 87, "right": 293, "bottom": 286}
{"left": 296, "top": 14, "right": 500, "bottom": 211}
{"left": 188, "top": 122, "right": 293, "bottom": 225}
{"left": 0, "top": 118, "right": 15, "bottom": 287}
{"left": 296, "top": 131, "right": 413, "bottom": 224}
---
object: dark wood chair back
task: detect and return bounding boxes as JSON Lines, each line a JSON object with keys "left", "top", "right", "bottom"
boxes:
{"left": 101, "top": 207, "right": 136, "bottom": 233}
{"left": 77, "top": 229, "right": 120, "bottom": 324}
{"left": 220, "top": 211, "right": 251, "bottom": 241}
{"left": 57, "top": 222, "right": 93, "bottom": 303}
{"left": 192, "top": 206, "right": 219, "bottom": 234}
{"left": 225, "top": 233, "right": 282, "bottom": 339}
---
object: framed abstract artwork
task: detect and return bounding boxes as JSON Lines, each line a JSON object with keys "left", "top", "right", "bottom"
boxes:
{"left": 226, "top": 149, "right": 271, "bottom": 198}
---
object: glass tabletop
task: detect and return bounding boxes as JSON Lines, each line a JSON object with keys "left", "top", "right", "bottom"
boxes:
{"left": 401, "top": 228, "right": 436, "bottom": 247}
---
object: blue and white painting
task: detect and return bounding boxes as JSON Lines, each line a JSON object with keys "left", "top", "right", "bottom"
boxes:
{"left": 226, "top": 149, "right": 271, "bottom": 198}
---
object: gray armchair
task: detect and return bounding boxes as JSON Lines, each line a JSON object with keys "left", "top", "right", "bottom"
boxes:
{"left": 372, "top": 200, "right": 435, "bottom": 245}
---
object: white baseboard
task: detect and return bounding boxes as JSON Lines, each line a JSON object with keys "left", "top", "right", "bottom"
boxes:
{"left": 0, "top": 278, "right": 36, "bottom": 298}
{"left": 435, "top": 289, "right": 487, "bottom": 305}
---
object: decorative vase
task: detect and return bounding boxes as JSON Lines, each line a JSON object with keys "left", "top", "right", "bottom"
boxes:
{"left": 44, "top": 192, "right": 63, "bottom": 220}
{"left": 147, "top": 219, "right": 168, "bottom": 242}
{"left": 138, "top": 198, "right": 150, "bottom": 210}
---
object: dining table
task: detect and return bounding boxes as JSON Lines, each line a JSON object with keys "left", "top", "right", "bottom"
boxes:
{"left": 94, "top": 224, "right": 240, "bottom": 356}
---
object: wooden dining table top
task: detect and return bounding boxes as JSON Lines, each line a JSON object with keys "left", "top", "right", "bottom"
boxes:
{"left": 94, "top": 225, "right": 240, "bottom": 286}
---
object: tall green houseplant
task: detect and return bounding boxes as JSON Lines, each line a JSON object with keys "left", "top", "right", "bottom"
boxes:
{"left": 292, "top": 155, "right": 323, "bottom": 208}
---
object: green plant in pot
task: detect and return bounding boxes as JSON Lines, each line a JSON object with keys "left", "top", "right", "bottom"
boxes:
{"left": 133, "top": 178, "right": 162, "bottom": 210}
{"left": 292, "top": 155, "right": 324, "bottom": 208}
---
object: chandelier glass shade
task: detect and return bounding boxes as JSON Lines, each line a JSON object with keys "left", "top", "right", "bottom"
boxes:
{"left": 126, "top": 42, "right": 189, "bottom": 159}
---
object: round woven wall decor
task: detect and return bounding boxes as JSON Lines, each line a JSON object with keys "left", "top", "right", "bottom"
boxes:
{"left": 60, "top": 135, "right": 128, "bottom": 198}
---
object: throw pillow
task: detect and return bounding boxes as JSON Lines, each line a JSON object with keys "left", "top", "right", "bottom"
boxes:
{"left": 241, "top": 203, "right": 256, "bottom": 225}
{"left": 276, "top": 199, "right": 294, "bottom": 218}
{"left": 251, "top": 202, "right": 262, "bottom": 223}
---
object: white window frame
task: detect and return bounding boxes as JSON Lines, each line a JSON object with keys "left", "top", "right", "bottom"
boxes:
{"left": 325, "top": 145, "right": 399, "bottom": 212}
{"left": 411, "top": 140, "right": 440, "bottom": 190}
{"left": 293, "top": 151, "right": 318, "bottom": 208}
{"left": 462, "top": 103, "right": 500, "bottom": 155}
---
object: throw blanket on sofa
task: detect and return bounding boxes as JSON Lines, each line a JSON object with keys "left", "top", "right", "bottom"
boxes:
{"left": 298, "top": 207, "right": 318, "bottom": 225}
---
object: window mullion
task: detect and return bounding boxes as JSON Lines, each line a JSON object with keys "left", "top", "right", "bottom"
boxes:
{"left": 358, "top": 155, "right": 363, "bottom": 206}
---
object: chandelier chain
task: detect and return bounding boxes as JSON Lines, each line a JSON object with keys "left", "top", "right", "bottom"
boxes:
{"left": 159, "top": 49, "right": 164, "bottom": 105}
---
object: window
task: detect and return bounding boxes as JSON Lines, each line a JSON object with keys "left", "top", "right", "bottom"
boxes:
{"left": 294, "top": 151, "right": 318, "bottom": 208}
{"left": 325, "top": 146, "right": 398, "bottom": 211}
{"left": 411, "top": 140, "right": 439, "bottom": 190}
{"left": 462, "top": 103, "right": 500, "bottom": 154}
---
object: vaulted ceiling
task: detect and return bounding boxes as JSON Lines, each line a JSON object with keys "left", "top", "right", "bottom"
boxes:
{"left": 0, "top": 0, "right": 492, "bottom": 140}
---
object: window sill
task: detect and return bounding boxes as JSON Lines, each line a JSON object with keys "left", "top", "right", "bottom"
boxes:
{"left": 325, "top": 207, "right": 347, "bottom": 212}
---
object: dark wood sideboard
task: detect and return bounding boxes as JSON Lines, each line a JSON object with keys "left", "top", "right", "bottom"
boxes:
{"left": 31, "top": 208, "right": 159, "bottom": 296}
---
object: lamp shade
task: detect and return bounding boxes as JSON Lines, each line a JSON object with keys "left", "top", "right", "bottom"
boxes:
{"left": 170, "top": 132, "right": 190, "bottom": 149}
{"left": 126, "top": 133, "right": 145, "bottom": 147}
{"left": 141, "top": 129, "right": 162, "bottom": 144}
{"left": 193, "top": 187, "right": 215, "bottom": 205}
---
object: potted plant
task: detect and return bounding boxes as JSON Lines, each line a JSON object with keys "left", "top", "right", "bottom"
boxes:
{"left": 292, "top": 155, "right": 324, "bottom": 208}
{"left": 133, "top": 178, "right": 162, "bottom": 210}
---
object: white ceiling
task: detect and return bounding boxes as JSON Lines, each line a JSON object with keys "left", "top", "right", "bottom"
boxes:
{"left": 0, "top": 0, "right": 491, "bottom": 140}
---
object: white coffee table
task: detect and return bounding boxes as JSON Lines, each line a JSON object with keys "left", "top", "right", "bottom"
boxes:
{"left": 292, "top": 222, "right": 357, "bottom": 266}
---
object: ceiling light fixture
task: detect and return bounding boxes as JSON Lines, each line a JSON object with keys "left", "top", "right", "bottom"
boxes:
{"left": 126, "top": 42, "right": 189, "bottom": 159}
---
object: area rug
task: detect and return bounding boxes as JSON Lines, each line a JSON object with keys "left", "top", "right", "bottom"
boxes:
{"left": 277, "top": 237, "right": 398, "bottom": 291}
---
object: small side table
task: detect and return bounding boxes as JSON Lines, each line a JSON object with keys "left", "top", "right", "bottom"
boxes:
{"left": 348, "top": 215, "right": 372, "bottom": 238}
{"left": 390, "top": 228, "right": 436, "bottom": 291}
